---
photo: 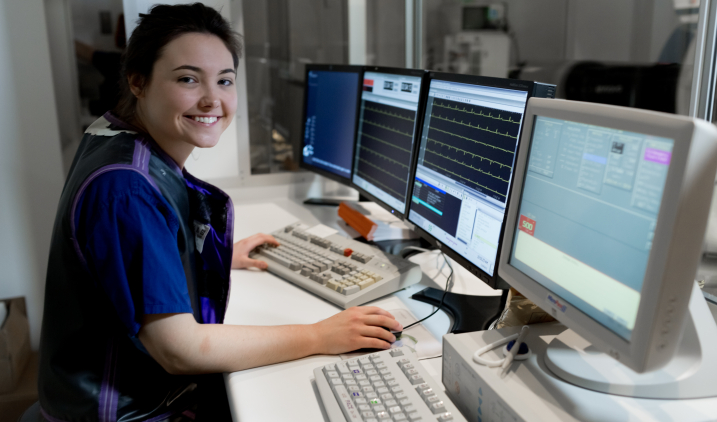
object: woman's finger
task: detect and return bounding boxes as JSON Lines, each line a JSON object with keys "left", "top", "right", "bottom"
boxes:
{"left": 362, "top": 314, "right": 403, "bottom": 331}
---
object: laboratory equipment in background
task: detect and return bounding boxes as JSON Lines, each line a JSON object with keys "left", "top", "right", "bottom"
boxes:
{"left": 443, "top": 98, "right": 717, "bottom": 421}
{"left": 299, "top": 64, "right": 363, "bottom": 205}
{"left": 351, "top": 67, "right": 427, "bottom": 219}
{"left": 405, "top": 72, "right": 555, "bottom": 333}
{"left": 443, "top": 4, "right": 511, "bottom": 79}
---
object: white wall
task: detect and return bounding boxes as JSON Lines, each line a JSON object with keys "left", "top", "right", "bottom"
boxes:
{"left": 0, "top": 1, "right": 65, "bottom": 350}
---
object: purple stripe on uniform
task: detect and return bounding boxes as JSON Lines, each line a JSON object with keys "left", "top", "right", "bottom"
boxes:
{"left": 644, "top": 148, "right": 671, "bottom": 165}
{"left": 133, "top": 138, "right": 144, "bottom": 168}
{"left": 200, "top": 297, "right": 218, "bottom": 324}
{"left": 41, "top": 407, "right": 71, "bottom": 422}
{"left": 98, "top": 337, "right": 117, "bottom": 422}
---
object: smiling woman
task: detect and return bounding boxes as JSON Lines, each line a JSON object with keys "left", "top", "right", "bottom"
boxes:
{"left": 37, "top": 4, "right": 400, "bottom": 422}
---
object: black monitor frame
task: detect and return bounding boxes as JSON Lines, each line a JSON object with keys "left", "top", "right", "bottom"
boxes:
{"left": 406, "top": 72, "right": 543, "bottom": 289}
{"left": 350, "top": 66, "right": 428, "bottom": 219}
{"left": 299, "top": 64, "right": 364, "bottom": 186}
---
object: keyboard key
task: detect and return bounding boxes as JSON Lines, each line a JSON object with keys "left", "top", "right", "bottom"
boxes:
{"left": 376, "top": 411, "right": 390, "bottom": 420}
{"left": 409, "top": 375, "right": 424, "bottom": 385}
{"left": 331, "top": 378, "right": 343, "bottom": 386}
{"left": 359, "top": 380, "right": 371, "bottom": 387}
{"left": 437, "top": 412, "right": 453, "bottom": 421}
{"left": 343, "top": 285, "right": 360, "bottom": 295}
{"left": 332, "top": 385, "right": 364, "bottom": 421}
{"left": 359, "top": 404, "right": 371, "bottom": 412}
{"left": 376, "top": 387, "right": 390, "bottom": 395}
{"left": 326, "top": 371, "right": 339, "bottom": 378}
{"left": 362, "top": 411, "right": 376, "bottom": 418}
{"left": 365, "top": 392, "right": 378, "bottom": 399}
{"left": 381, "top": 393, "right": 394, "bottom": 401}
{"left": 345, "top": 379, "right": 357, "bottom": 386}
{"left": 393, "top": 413, "right": 407, "bottom": 421}
{"left": 430, "top": 401, "right": 446, "bottom": 414}
{"left": 399, "top": 398, "right": 411, "bottom": 406}
{"left": 390, "top": 349, "right": 404, "bottom": 357}
{"left": 407, "top": 412, "right": 422, "bottom": 421}
{"left": 355, "top": 374, "right": 367, "bottom": 381}
{"left": 388, "top": 406, "right": 402, "bottom": 414}
{"left": 373, "top": 381, "right": 385, "bottom": 388}
{"left": 391, "top": 386, "right": 403, "bottom": 394}
{"left": 403, "top": 405, "right": 416, "bottom": 413}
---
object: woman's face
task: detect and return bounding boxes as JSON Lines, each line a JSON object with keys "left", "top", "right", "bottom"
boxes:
{"left": 132, "top": 32, "right": 237, "bottom": 164}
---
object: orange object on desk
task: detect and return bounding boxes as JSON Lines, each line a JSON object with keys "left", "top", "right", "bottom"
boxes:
{"left": 338, "top": 202, "right": 378, "bottom": 241}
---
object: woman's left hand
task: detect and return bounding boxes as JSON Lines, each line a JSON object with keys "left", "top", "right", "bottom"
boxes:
{"left": 232, "top": 233, "right": 280, "bottom": 270}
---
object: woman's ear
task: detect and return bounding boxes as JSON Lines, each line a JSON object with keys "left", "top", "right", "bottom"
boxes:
{"left": 128, "top": 74, "right": 146, "bottom": 98}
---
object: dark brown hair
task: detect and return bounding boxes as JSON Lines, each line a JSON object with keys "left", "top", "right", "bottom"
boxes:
{"left": 114, "top": 3, "right": 242, "bottom": 123}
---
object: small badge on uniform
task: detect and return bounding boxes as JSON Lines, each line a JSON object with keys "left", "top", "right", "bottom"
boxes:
{"left": 194, "top": 221, "right": 211, "bottom": 253}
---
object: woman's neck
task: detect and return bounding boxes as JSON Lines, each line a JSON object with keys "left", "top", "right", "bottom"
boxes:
{"left": 132, "top": 109, "right": 193, "bottom": 169}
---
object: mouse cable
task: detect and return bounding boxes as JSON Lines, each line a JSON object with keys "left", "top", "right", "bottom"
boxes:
{"left": 403, "top": 251, "right": 454, "bottom": 331}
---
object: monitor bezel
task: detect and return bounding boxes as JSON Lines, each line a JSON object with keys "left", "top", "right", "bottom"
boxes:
{"left": 299, "top": 63, "right": 364, "bottom": 186}
{"left": 350, "top": 66, "right": 428, "bottom": 219}
{"left": 405, "top": 72, "right": 536, "bottom": 289}
{"left": 499, "top": 97, "right": 713, "bottom": 373}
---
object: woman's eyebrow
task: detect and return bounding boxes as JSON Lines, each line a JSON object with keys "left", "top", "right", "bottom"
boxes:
{"left": 219, "top": 69, "right": 236, "bottom": 75}
{"left": 173, "top": 65, "right": 202, "bottom": 72}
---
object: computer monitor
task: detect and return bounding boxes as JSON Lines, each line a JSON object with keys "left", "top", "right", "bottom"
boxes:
{"left": 499, "top": 98, "right": 717, "bottom": 376}
{"left": 351, "top": 67, "right": 426, "bottom": 218}
{"left": 300, "top": 64, "right": 363, "bottom": 185}
{"left": 406, "top": 73, "right": 553, "bottom": 290}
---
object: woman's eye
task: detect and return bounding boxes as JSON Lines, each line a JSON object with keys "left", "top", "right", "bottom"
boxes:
{"left": 179, "top": 76, "right": 197, "bottom": 84}
{"left": 219, "top": 79, "right": 234, "bottom": 87}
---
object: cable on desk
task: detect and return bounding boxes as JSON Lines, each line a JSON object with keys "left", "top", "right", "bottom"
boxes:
{"left": 402, "top": 251, "right": 454, "bottom": 331}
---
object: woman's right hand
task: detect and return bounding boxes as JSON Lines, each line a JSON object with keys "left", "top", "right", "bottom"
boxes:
{"left": 311, "top": 306, "right": 403, "bottom": 355}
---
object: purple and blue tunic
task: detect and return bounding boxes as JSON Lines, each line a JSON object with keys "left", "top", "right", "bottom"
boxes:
{"left": 39, "top": 113, "right": 234, "bottom": 421}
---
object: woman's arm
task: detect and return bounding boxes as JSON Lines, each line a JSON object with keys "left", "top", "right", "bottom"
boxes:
{"left": 137, "top": 306, "right": 402, "bottom": 374}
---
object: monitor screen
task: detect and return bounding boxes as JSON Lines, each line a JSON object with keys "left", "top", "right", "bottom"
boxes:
{"left": 407, "top": 78, "right": 529, "bottom": 277}
{"left": 509, "top": 116, "right": 675, "bottom": 340}
{"left": 301, "top": 67, "right": 361, "bottom": 182}
{"left": 351, "top": 71, "right": 424, "bottom": 215}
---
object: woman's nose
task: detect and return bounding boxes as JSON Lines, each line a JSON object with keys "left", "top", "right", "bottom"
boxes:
{"left": 199, "top": 96, "right": 219, "bottom": 109}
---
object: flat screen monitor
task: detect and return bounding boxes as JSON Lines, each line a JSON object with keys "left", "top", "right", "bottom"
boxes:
{"left": 406, "top": 73, "right": 537, "bottom": 288}
{"left": 351, "top": 67, "right": 426, "bottom": 218}
{"left": 300, "top": 64, "right": 363, "bottom": 184}
{"left": 499, "top": 98, "right": 717, "bottom": 373}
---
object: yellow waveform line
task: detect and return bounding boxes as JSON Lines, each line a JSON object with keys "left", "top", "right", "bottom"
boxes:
{"left": 360, "top": 146, "right": 409, "bottom": 168}
{"left": 425, "top": 150, "right": 510, "bottom": 183}
{"left": 423, "top": 161, "right": 506, "bottom": 198}
{"left": 364, "top": 106, "right": 415, "bottom": 122}
{"left": 431, "top": 114, "right": 517, "bottom": 141}
{"left": 358, "top": 171, "right": 404, "bottom": 198}
{"left": 427, "top": 138, "right": 512, "bottom": 169}
{"left": 359, "top": 158, "right": 405, "bottom": 182}
{"left": 433, "top": 101, "right": 521, "bottom": 124}
{"left": 363, "top": 120, "right": 413, "bottom": 137}
{"left": 362, "top": 133, "right": 411, "bottom": 153}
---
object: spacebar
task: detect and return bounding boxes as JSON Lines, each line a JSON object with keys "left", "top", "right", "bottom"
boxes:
{"left": 332, "top": 385, "right": 363, "bottom": 421}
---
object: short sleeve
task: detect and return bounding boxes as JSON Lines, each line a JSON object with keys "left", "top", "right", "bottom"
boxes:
{"left": 75, "top": 170, "right": 193, "bottom": 336}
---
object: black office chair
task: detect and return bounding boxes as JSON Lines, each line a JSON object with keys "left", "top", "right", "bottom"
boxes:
{"left": 18, "top": 401, "right": 42, "bottom": 422}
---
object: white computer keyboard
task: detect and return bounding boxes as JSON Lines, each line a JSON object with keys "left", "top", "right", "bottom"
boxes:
{"left": 251, "top": 222, "right": 423, "bottom": 308}
{"left": 314, "top": 347, "right": 466, "bottom": 422}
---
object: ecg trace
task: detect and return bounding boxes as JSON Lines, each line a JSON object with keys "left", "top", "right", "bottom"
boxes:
{"left": 355, "top": 100, "right": 416, "bottom": 204}
{"left": 421, "top": 97, "right": 522, "bottom": 203}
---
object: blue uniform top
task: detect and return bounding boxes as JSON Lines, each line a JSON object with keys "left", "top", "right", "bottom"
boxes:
{"left": 74, "top": 169, "right": 193, "bottom": 337}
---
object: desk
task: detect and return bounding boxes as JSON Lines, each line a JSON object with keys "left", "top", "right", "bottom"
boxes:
{"left": 222, "top": 196, "right": 472, "bottom": 421}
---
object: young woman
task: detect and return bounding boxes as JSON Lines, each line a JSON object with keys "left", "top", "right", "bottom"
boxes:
{"left": 38, "top": 4, "right": 401, "bottom": 421}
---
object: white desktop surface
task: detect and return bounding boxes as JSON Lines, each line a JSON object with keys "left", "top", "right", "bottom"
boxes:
{"left": 222, "top": 196, "right": 457, "bottom": 422}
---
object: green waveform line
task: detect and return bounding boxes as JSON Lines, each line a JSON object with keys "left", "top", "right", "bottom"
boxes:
{"left": 362, "top": 133, "right": 411, "bottom": 153}
{"left": 359, "top": 157, "right": 405, "bottom": 182}
{"left": 431, "top": 114, "right": 517, "bottom": 141}
{"left": 423, "top": 161, "right": 506, "bottom": 198}
{"left": 364, "top": 106, "right": 415, "bottom": 122}
{"left": 430, "top": 124, "right": 515, "bottom": 152}
{"left": 360, "top": 146, "right": 409, "bottom": 168}
{"left": 433, "top": 101, "right": 521, "bottom": 124}
{"left": 363, "top": 120, "right": 413, "bottom": 137}
{"left": 358, "top": 171, "right": 404, "bottom": 198}
{"left": 427, "top": 138, "right": 512, "bottom": 169}
{"left": 425, "top": 149, "right": 510, "bottom": 183}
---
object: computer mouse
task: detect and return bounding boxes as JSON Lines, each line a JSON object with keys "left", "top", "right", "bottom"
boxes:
{"left": 382, "top": 326, "right": 402, "bottom": 340}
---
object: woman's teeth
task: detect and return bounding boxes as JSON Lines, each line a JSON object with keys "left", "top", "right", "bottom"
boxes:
{"left": 193, "top": 116, "right": 218, "bottom": 124}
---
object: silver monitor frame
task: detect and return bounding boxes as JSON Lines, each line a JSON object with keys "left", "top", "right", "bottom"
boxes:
{"left": 498, "top": 98, "right": 717, "bottom": 373}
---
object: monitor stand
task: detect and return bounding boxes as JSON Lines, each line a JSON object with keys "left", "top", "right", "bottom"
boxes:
{"left": 411, "top": 288, "right": 508, "bottom": 333}
{"left": 404, "top": 251, "right": 508, "bottom": 333}
{"left": 545, "top": 282, "right": 717, "bottom": 399}
{"left": 303, "top": 193, "right": 370, "bottom": 207}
